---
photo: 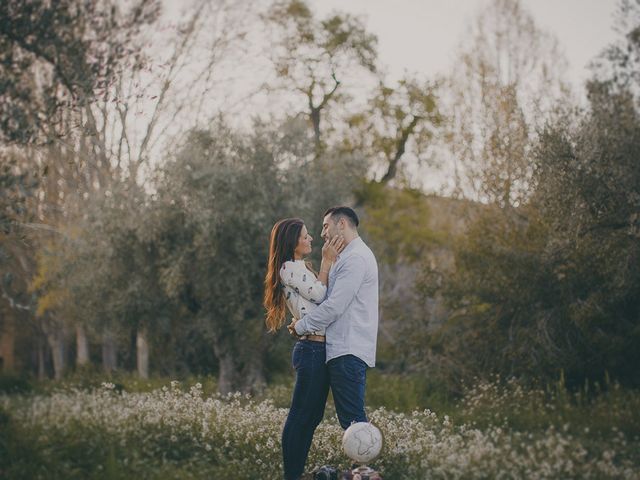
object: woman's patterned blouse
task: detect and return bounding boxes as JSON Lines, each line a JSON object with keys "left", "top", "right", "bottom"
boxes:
{"left": 279, "top": 260, "right": 327, "bottom": 335}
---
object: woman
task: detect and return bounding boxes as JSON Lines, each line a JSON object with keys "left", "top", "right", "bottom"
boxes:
{"left": 264, "top": 218, "right": 344, "bottom": 480}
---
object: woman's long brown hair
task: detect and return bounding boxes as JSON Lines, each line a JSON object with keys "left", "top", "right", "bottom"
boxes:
{"left": 264, "top": 218, "right": 304, "bottom": 332}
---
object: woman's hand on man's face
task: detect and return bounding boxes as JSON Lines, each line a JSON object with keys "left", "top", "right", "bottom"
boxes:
{"left": 321, "top": 235, "right": 345, "bottom": 262}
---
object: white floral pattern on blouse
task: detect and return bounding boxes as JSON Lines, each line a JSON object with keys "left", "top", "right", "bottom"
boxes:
{"left": 280, "top": 260, "right": 327, "bottom": 335}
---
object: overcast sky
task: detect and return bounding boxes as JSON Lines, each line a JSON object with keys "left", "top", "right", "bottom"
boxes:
{"left": 158, "top": 0, "right": 623, "bottom": 192}
{"left": 313, "top": 0, "right": 619, "bottom": 92}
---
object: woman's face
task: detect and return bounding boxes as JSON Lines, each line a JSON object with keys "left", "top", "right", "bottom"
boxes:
{"left": 294, "top": 225, "right": 313, "bottom": 259}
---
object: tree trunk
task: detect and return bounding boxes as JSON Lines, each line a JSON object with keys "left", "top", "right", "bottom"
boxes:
{"left": 310, "top": 107, "right": 322, "bottom": 151}
{"left": 380, "top": 115, "right": 421, "bottom": 185}
{"left": 244, "top": 358, "right": 266, "bottom": 394}
{"left": 243, "top": 329, "right": 269, "bottom": 394}
{"left": 213, "top": 334, "right": 267, "bottom": 395}
{"left": 76, "top": 324, "right": 90, "bottom": 366}
{"left": 102, "top": 331, "right": 117, "bottom": 374}
{"left": 0, "top": 316, "right": 16, "bottom": 372}
{"left": 48, "top": 331, "right": 66, "bottom": 380}
{"left": 212, "top": 336, "right": 243, "bottom": 395}
{"left": 217, "top": 353, "right": 241, "bottom": 395}
{"left": 136, "top": 325, "right": 149, "bottom": 379}
{"left": 37, "top": 339, "right": 47, "bottom": 380}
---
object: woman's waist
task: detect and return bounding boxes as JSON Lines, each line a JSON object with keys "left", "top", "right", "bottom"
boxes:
{"left": 297, "top": 334, "right": 326, "bottom": 343}
{"left": 293, "top": 317, "right": 325, "bottom": 336}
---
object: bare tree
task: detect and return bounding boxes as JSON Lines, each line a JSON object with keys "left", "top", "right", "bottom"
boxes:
{"left": 591, "top": 0, "right": 640, "bottom": 101}
{"left": 5, "top": 0, "right": 254, "bottom": 378}
{"left": 0, "top": 0, "right": 161, "bottom": 145}
{"left": 446, "top": 0, "right": 571, "bottom": 207}
{"left": 90, "top": 0, "right": 253, "bottom": 378}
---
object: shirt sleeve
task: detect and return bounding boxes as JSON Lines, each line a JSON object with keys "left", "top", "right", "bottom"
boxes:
{"left": 295, "top": 254, "right": 367, "bottom": 334}
{"left": 280, "top": 261, "right": 327, "bottom": 305}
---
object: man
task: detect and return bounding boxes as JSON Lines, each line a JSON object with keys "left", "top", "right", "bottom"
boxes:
{"left": 293, "top": 206, "right": 379, "bottom": 429}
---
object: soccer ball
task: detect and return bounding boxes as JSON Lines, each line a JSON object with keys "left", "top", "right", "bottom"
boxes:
{"left": 342, "top": 422, "right": 383, "bottom": 464}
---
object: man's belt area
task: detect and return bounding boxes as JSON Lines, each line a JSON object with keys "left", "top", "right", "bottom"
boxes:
{"left": 299, "top": 334, "right": 326, "bottom": 343}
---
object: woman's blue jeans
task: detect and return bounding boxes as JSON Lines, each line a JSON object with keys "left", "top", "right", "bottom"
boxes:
{"left": 282, "top": 340, "right": 330, "bottom": 480}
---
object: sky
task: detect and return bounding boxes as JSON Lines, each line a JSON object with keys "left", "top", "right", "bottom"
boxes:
{"left": 313, "top": 0, "right": 619, "bottom": 93}
{"left": 158, "top": 0, "right": 623, "bottom": 192}
{"left": 159, "top": 0, "right": 623, "bottom": 114}
{"left": 312, "top": 0, "right": 621, "bottom": 192}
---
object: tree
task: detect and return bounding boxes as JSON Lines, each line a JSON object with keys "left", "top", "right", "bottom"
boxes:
{"left": 532, "top": 83, "right": 640, "bottom": 386}
{"left": 425, "top": 38, "right": 640, "bottom": 389}
{"left": 355, "top": 183, "right": 448, "bottom": 371}
{"left": 345, "top": 76, "right": 442, "bottom": 186}
{"left": 153, "top": 119, "right": 365, "bottom": 393}
{"left": 86, "top": 187, "right": 176, "bottom": 379}
{"left": 3, "top": 0, "right": 252, "bottom": 378}
{"left": 0, "top": 150, "right": 38, "bottom": 373}
{"left": 446, "top": 0, "right": 570, "bottom": 207}
{"left": 424, "top": 205, "right": 555, "bottom": 388}
{"left": 74, "top": 0, "right": 251, "bottom": 374}
{"left": 0, "top": 0, "right": 160, "bottom": 144}
{"left": 0, "top": 0, "right": 160, "bottom": 378}
{"left": 591, "top": 0, "right": 640, "bottom": 100}
{"left": 80, "top": 0, "right": 252, "bottom": 186}
{"left": 264, "top": 0, "right": 377, "bottom": 152}
{"left": 31, "top": 182, "right": 184, "bottom": 379}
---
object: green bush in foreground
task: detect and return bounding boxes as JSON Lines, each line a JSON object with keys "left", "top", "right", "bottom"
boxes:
{"left": 1, "top": 381, "right": 639, "bottom": 479}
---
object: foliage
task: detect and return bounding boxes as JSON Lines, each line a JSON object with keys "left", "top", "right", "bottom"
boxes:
{"left": 426, "top": 58, "right": 640, "bottom": 389}
{"left": 457, "top": 374, "right": 640, "bottom": 439}
{"left": 0, "top": 374, "right": 32, "bottom": 395}
{"left": 533, "top": 84, "right": 640, "bottom": 386}
{"left": 591, "top": 0, "right": 640, "bottom": 100}
{"left": 0, "top": 152, "right": 36, "bottom": 234}
{"left": 345, "top": 77, "right": 442, "bottom": 185}
{"left": 425, "top": 206, "right": 556, "bottom": 385}
{"left": 0, "top": 0, "right": 160, "bottom": 144}
{"left": 148, "top": 119, "right": 364, "bottom": 392}
{"left": 30, "top": 241, "right": 72, "bottom": 318}
{"left": 264, "top": 0, "right": 378, "bottom": 149}
{"left": 34, "top": 118, "right": 365, "bottom": 389}
{"left": 360, "top": 182, "right": 442, "bottom": 265}
{"left": 0, "top": 150, "right": 38, "bottom": 315}
{"left": 357, "top": 184, "right": 464, "bottom": 376}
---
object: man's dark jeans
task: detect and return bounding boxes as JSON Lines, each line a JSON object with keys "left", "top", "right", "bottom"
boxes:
{"left": 327, "top": 354, "right": 368, "bottom": 429}
{"left": 282, "top": 340, "right": 329, "bottom": 480}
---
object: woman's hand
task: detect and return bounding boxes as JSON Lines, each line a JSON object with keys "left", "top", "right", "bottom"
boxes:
{"left": 318, "top": 236, "right": 344, "bottom": 285}
{"left": 288, "top": 319, "right": 301, "bottom": 338}
{"left": 321, "top": 235, "right": 345, "bottom": 263}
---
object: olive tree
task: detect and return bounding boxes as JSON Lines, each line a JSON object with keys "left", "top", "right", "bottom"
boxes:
{"left": 153, "top": 119, "right": 365, "bottom": 393}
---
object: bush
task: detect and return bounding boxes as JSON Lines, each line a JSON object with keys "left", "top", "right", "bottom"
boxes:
{"left": 0, "top": 375, "right": 32, "bottom": 395}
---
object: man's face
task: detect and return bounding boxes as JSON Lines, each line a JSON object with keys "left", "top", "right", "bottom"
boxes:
{"left": 321, "top": 214, "right": 340, "bottom": 242}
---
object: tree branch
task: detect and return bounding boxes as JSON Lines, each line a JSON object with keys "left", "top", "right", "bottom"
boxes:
{"left": 380, "top": 114, "right": 422, "bottom": 184}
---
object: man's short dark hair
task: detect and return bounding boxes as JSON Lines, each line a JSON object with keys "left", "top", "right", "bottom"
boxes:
{"left": 324, "top": 206, "right": 359, "bottom": 228}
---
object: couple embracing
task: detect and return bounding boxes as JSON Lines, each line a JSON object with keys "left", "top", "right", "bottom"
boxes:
{"left": 264, "top": 206, "right": 379, "bottom": 480}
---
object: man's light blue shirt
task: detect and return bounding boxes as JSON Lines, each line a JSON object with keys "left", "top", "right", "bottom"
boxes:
{"left": 295, "top": 237, "right": 379, "bottom": 367}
